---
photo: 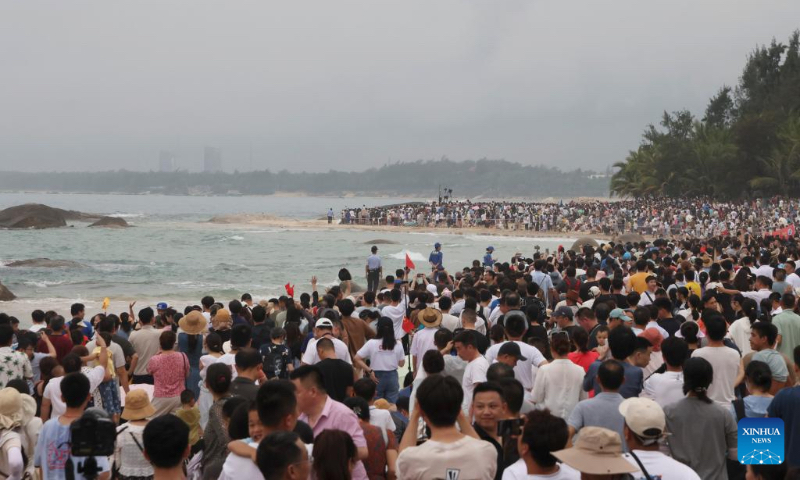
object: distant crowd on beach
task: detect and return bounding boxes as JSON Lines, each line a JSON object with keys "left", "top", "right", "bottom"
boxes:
{"left": 336, "top": 197, "right": 800, "bottom": 238}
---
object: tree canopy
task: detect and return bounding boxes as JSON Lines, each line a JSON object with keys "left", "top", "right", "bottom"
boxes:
{"left": 611, "top": 30, "right": 800, "bottom": 198}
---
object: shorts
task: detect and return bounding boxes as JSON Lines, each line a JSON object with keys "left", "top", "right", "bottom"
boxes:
{"left": 98, "top": 378, "right": 121, "bottom": 415}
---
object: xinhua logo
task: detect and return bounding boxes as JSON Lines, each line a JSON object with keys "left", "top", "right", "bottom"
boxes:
{"left": 738, "top": 418, "right": 784, "bottom": 465}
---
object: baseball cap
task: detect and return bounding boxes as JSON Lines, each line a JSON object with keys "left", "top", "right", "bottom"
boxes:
{"left": 498, "top": 342, "right": 527, "bottom": 361}
{"left": 434, "top": 242, "right": 441, "bottom": 248}
{"left": 315, "top": 319, "right": 334, "bottom": 329}
{"left": 156, "top": 302, "right": 170, "bottom": 310}
{"left": 609, "top": 308, "right": 631, "bottom": 322}
{"left": 618, "top": 398, "right": 666, "bottom": 441}
{"left": 487, "top": 246, "right": 494, "bottom": 251}
{"left": 552, "top": 306, "right": 574, "bottom": 319}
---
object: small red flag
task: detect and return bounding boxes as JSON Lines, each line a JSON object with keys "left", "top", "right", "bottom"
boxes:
{"left": 285, "top": 283, "right": 294, "bottom": 298}
{"left": 402, "top": 316, "right": 415, "bottom": 333}
{"left": 405, "top": 252, "right": 416, "bottom": 270}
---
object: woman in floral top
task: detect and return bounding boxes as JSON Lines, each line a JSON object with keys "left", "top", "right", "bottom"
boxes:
{"left": 147, "top": 330, "right": 189, "bottom": 416}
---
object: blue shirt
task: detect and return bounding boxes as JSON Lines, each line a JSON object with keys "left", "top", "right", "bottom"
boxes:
{"left": 429, "top": 250, "right": 443, "bottom": 267}
{"left": 34, "top": 418, "right": 111, "bottom": 479}
{"left": 483, "top": 253, "right": 495, "bottom": 267}
{"left": 367, "top": 254, "right": 382, "bottom": 270}
{"left": 768, "top": 386, "right": 800, "bottom": 466}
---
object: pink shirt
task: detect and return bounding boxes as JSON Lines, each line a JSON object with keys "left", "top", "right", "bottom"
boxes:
{"left": 300, "top": 396, "right": 369, "bottom": 480}
{"left": 147, "top": 351, "right": 188, "bottom": 398}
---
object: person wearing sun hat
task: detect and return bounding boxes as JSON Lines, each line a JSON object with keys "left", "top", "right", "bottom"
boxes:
{"left": 552, "top": 426, "right": 637, "bottom": 478}
{"left": 618, "top": 397, "right": 700, "bottom": 479}
{"left": 410, "top": 307, "right": 442, "bottom": 373}
{"left": 178, "top": 310, "right": 207, "bottom": 398}
{"left": 117, "top": 389, "right": 156, "bottom": 479}
{"left": 0, "top": 387, "right": 30, "bottom": 479}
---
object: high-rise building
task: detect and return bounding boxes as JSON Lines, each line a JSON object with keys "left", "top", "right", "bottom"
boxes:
{"left": 159, "top": 150, "right": 176, "bottom": 172}
{"left": 204, "top": 147, "right": 222, "bottom": 173}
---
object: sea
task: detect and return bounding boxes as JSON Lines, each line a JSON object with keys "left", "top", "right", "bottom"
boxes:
{"left": 0, "top": 192, "right": 580, "bottom": 325}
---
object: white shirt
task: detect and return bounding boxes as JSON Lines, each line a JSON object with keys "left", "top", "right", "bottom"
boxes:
{"left": 28, "top": 324, "right": 46, "bottom": 333}
{"left": 357, "top": 339, "right": 404, "bottom": 371}
{"left": 450, "top": 300, "right": 466, "bottom": 316}
{"left": 727, "top": 317, "right": 753, "bottom": 356}
{"left": 488, "top": 307, "right": 504, "bottom": 328}
{"left": 369, "top": 406, "right": 396, "bottom": 432}
{"left": 530, "top": 359, "right": 587, "bottom": 420}
{"left": 302, "top": 336, "right": 352, "bottom": 365}
{"left": 382, "top": 300, "right": 409, "bottom": 340}
{"left": 485, "top": 341, "right": 547, "bottom": 392}
{"left": 44, "top": 366, "right": 105, "bottom": 418}
{"left": 754, "top": 264, "right": 774, "bottom": 280}
{"left": 786, "top": 272, "right": 800, "bottom": 290}
{"left": 645, "top": 322, "right": 669, "bottom": 339}
{"left": 641, "top": 371, "right": 685, "bottom": 408}
{"left": 623, "top": 450, "right": 701, "bottom": 480}
{"left": 461, "top": 356, "right": 489, "bottom": 414}
{"left": 691, "top": 346, "right": 741, "bottom": 408}
{"left": 86, "top": 340, "right": 126, "bottom": 370}
{"left": 638, "top": 291, "right": 656, "bottom": 307}
{"left": 409, "top": 328, "right": 439, "bottom": 371}
{"left": 502, "top": 459, "right": 580, "bottom": 480}
{"left": 741, "top": 288, "right": 772, "bottom": 303}
{"left": 219, "top": 442, "right": 264, "bottom": 480}
{"left": 440, "top": 313, "right": 460, "bottom": 332}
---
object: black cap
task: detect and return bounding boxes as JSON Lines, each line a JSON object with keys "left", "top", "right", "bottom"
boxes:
{"left": 498, "top": 342, "right": 527, "bottom": 361}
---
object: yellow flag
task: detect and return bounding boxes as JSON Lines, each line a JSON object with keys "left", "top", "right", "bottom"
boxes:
{"left": 102, "top": 297, "right": 110, "bottom": 311}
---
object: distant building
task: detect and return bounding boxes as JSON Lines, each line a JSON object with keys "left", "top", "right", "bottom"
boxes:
{"left": 204, "top": 147, "right": 222, "bottom": 173}
{"left": 159, "top": 151, "right": 176, "bottom": 172}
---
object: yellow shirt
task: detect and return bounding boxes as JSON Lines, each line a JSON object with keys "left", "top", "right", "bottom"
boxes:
{"left": 629, "top": 272, "right": 650, "bottom": 294}
{"left": 685, "top": 281, "right": 702, "bottom": 298}
{"left": 176, "top": 406, "right": 201, "bottom": 446}
{"left": 92, "top": 347, "right": 115, "bottom": 379}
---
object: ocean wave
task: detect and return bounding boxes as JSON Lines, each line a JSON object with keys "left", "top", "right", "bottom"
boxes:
{"left": 219, "top": 235, "right": 245, "bottom": 242}
{"left": 107, "top": 213, "right": 146, "bottom": 219}
{"left": 23, "top": 280, "right": 65, "bottom": 288}
{"left": 387, "top": 250, "right": 427, "bottom": 262}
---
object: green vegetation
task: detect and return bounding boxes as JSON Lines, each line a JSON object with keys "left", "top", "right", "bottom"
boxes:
{"left": 0, "top": 159, "right": 609, "bottom": 198}
{"left": 611, "top": 31, "right": 800, "bottom": 198}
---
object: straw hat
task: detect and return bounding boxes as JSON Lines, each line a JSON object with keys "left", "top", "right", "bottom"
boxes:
{"left": 121, "top": 390, "right": 156, "bottom": 421}
{"left": 419, "top": 307, "right": 442, "bottom": 328}
{"left": 212, "top": 308, "right": 232, "bottom": 330}
{"left": 553, "top": 427, "right": 638, "bottom": 475}
{"left": 0, "top": 388, "right": 23, "bottom": 429}
{"left": 179, "top": 310, "right": 208, "bottom": 335}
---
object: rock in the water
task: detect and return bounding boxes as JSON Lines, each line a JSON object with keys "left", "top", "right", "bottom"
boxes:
{"left": 6, "top": 258, "right": 86, "bottom": 268}
{"left": 0, "top": 282, "right": 15, "bottom": 301}
{"left": 613, "top": 233, "right": 647, "bottom": 244}
{"left": 364, "top": 239, "right": 399, "bottom": 245}
{"left": 89, "top": 216, "right": 129, "bottom": 228}
{"left": 0, "top": 204, "right": 67, "bottom": 229}
{"left": 569, "top": 237, "right": 599, "bottom": 252}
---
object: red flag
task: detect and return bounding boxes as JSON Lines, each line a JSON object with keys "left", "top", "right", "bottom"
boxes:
{"left": 405, "top": 252, "right": 416, "bottom": 270}
{"left": 285, "top": 283, "right": 294, "bottom": 298}
{"left": 402, "top": 316, "right": 415, "bottom": 333}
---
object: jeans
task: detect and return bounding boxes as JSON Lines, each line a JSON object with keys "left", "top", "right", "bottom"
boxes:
{"left": 374, "top": 370, "right": 399, "bottom": 404}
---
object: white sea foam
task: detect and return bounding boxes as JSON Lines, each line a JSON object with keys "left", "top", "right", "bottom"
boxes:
{"left": 23, "top": 280, "right": 64, "bottom": 288}
{"left": 388, "top": 250, "right": 427, "bottom": 262}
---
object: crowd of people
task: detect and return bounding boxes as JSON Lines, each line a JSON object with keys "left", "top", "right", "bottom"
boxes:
{"left": 3, "top": 228, "right": 800, "bottom": 478}
{"left": 339, "top": 197, "right": 800, "bottom": 238}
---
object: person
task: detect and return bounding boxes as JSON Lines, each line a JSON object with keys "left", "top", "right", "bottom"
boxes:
{"left": 261, "top": 327, "right": 292, "bottom": 380}
{"left": 664, "top": 357, "right": 738, "bottom": 480}
{"left": 429, "top": 242, "right": 443, "bottom": 271}
{"left": 41, "top": 336, "right": 108, "bottom": 421}
{"left": 690, "top": 315, "right": 740, "bottom": 407}
{"left": 219, "top": 400, "right": 265, "bottom": 480}
{"left": 230, "top": 348, "right": 262, "bottom": 402}
{"left": 454, "top": 330, "right": 489, "bottom": 415}
{"left": 567, "top": 328, "right": 598, "bottom": 373}
{"left": 175, "top": 389, "right": 203, "bottom": 456}
{"left": 256, "top": 431, "right": 311, "bottom": 480}
{"left": 354, "top": 318, "right": 405, "bottom": 403}
{"left": 767, "top": 345, "right": 800, "bottom": 467}
{"left": 147, "top": 330, "right": 190, "bottom": 416}
{"left": 397, "top": 374, "right": 497, "bottom": 480}
{"left": 178, "top": 310, "right": 206, "bottom": 398}
{"left": 728, "top": 298, "right": 758, "bottom": 356}
{"left": 485, "top": 313, "right": 547, "bottom": 394}
{"left": 202, "top": 362, "right": 234, "bottom": 480}
{"left": 315, "top": 337, "right": 355, "bottom": 402}
{"left": 343, "top": 396, "right": 398, "bottom": 480}
{"left": 552, "top": 427, "right": 637, "bottom": 478}
{"left": 366, "top": 246, "right": 383, "bottom": 294}
{"left": 129, "top": 307, "right": 162, "bottom": 384}
{"left": 503, "top": 409, "right": 579, "bottom": 480}
{"left": 34, "top": 373, "right": 112, "bottom": 479}
{"left": 733, "top": 360, "right": 774, "bottom": 419}
{"left": 583, "top": 326, "right": 643, "bottom": 398}
{"left": 471, "top": 382, "right": 513, "bottom": 480}
{"left": 301, "top": 319, "right": 352, "bottom": 365}
{"left": 36, "top": 315, "right": 72, "bottom": 361}
{"left": 641, "top": 336, "right": 688, "bottom": 408}
{"left": 198, "top": 333, "right": 225, "bottom": 429}
{"left": 749, "top": 322, "right": 790, "bottom": 392}
{"left": 619, "top": 397, "right": 701, "bottom": 479}
{"left": 115, "top": 389, "right": 156, "bottom": 480}
{"left": 290, "top": 365, "right": 369, "bottom": 480}
{"left": 770, "top": 293, "right": 800, "bottom": 359}
{"left": 69, "top": 303, "right": 94, "bottom": 339}
{"left": 20, "top": 330, "right": 56, "bottom": 393}
{"left": 568, "top": 360, "right": 627, "bottom": 451}
{"left": 483, "top": 246, "right": 496, "bottom": 268}
{"left": 653, "top": 297, "right": 681, "bottom": 337}
{"left": 339, "top": 299, "right": 376, "bottom": 363}
{"left": 352, "top": 378, "right": 396, "bottom": 433}
{"left": 313, "top": 429, "right": 359, "bottom": 480}
{"left": 0, "top": 325, "right": 32, "bottom": 389}
{"left": 531, "top": 334, "right": 587, "bottom": 419}
{"left": 143, "top": 414, "right": 191, "bottom": 480}
{"left": 0, "top": 388, "right": 27, "bottom": 480}
{"left": 410, "top": 308, "right": 441, "bottom": 373}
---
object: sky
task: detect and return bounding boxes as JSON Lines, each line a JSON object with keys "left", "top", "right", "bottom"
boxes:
{"left": 0, "top": 1, "right": 798, "bottom": 174}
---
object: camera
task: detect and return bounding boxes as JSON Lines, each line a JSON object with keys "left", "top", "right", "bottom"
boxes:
{"left": 497, "top": 418, "right": 523, "bottom": 437}
{"left": 66, "top": 408, "right": 117, "bottom": 480}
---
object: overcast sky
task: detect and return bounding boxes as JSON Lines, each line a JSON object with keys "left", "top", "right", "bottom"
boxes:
{"left": 1, "top": 1, "right": 798, "bottom": 173}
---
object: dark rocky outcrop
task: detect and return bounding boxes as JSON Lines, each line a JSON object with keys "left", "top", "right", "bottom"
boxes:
{"left": 364, "top": 239, "right": 399, "bottom": 245}
{"left": 613, "top": 233, "right": 647, "bottom": 244}
{"left": 0, "top": 203, "right": 101, "bottom": 229}
{"left": 569, "top": 237, "right": 599, "bottom": 252}
{"left": 89, "top": 216, "right": 129, "bottom": 228}
{"left": 0, "top": 282, "right": 15, "bottom": 301}
{"left": 6, "top": 258, "right": 86, "bottom": 268}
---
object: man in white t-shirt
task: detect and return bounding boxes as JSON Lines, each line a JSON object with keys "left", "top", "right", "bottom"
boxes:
{"left": 438, "top": 296, "right": 460, "bottom": 332}
{"left": 41, "top": 336, "right": 108, "bottom": 420}
{"left": 785, "top": 260, "right": 800, "bottom": 290}
{"left": 396, "top": 375, "right": 497, "bottom": 480}
{"left": 301, "top": 319, "right": 352, "bottom": 365}
{"left": 619, "top": 398, "right": 701, "bottom": 479}
{"left": 641, "top": 337, "right": 687, "bottom": 408}
{"left": 410, "top": 308, "right": 442, "bottom": 372}
{"left": 690, "top": 316, "right": 740, "bottom": 408}
{"left": 484, "top": 313, "right": 547, "bottom": 393}
{"left": 454, "top": 330, "right": 489, "bottom": 415}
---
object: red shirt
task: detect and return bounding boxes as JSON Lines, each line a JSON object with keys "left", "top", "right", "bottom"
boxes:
{"left": 37, "top": 332, "right": 73, "bottom": 362}
{"left": 568, "top": 350, "right": 599, "bottom": 373}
